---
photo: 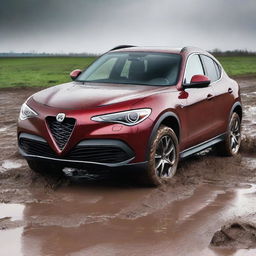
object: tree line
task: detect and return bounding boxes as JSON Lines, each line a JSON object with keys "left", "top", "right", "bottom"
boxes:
{"left": 0, "top": 49, "right": 255, "bottom": 57}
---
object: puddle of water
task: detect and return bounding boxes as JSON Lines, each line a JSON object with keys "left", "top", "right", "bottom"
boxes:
{"left": 0, "top": 127, "right": 7, "bottom": 133}
{"left": 0, "top": 227, "right": 23, "bottom": 256}
{"left": 1, "top": 184, "right": 256, "bottom": 255}
{"left": 1, "top": 160, "right": 23, "bottom": 171}
{"left": 0, "top": 203, "right": 25, "bottom": 221}
{"left": 0, "top": 204, "right": 25, "bottom": 256}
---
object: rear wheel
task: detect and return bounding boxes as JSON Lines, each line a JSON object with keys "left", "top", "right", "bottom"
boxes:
{"left": 27, "top": 160, "right": 64, "bottom": 177}
{"left": 217, "top": 112, "right": 241, "bottom": 156}
{"left": 142, "top": 126, "right": 179, "bottom": 186}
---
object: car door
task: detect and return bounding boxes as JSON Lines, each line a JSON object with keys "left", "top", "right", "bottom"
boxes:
{"left": 200, "top": 55, "right": 234, "bottom": 135}
{"left": 182, "top": 54, "right": 217, "bottom": 149}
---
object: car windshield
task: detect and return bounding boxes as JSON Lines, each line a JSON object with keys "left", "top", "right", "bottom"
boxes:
{"left": 76, "top": 52, "right": 181, "bottom": 86}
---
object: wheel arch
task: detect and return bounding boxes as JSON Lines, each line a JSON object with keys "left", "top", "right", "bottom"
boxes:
{"left": 230, "top": 101, "right": 242, "bottom": 121}
{"left": 146, "top": 111, "right": 181, "bottom": 160}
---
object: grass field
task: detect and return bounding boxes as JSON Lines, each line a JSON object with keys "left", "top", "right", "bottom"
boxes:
{"left": 0, "top": 56, "right": 255, "bottom": 88}
{"left": 217, "top": 56, "right": 256, "bottom": 77}
{"left": 0, "top": 57, "right": 95, "bottom": 88}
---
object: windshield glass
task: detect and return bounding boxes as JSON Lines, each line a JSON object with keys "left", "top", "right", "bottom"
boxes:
{"left": 77, "top": 52, "right": 181, "bottom": 86}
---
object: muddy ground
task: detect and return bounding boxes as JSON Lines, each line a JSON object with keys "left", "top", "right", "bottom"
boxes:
{"left": 0, "top": 78, "right": 255, "bottom": 256}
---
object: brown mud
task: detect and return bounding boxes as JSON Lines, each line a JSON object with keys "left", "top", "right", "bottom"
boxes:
{"left": 0, "top": 78, "right": 256, "bottom": 256}
{"left": 211, "top": 222, "right": 256, "bottom": 249}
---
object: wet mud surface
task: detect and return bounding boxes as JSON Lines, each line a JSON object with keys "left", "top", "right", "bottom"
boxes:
{"left": 211, "top": 222, "right": 256, "bottom": 249}
{"left": 0, "top": 78, "right": 256, "bottom": 256}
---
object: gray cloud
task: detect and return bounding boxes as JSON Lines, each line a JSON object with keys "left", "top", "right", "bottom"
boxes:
{"left": 0, "top": 0, "right": 255, "bottom": 53}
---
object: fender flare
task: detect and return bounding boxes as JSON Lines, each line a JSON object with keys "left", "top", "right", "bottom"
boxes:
{"left": 145, "top": 111, "right": 181, "bottom": 160}
{"left": 229, "top": 101, "right": 242, "bottom": 121}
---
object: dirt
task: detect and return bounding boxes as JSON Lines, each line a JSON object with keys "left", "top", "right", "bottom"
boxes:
{"left": 211, "top": 222, "right": 256, "bottom": 249}
{"left": 0, "top": 78, "right": 255, "bottom": 256}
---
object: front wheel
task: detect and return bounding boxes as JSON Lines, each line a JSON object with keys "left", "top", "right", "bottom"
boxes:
{"left": 142, "top": 126, "right": 179, "bottom": 186}
{"left": 217, "top": 112, "right": 241, "bottom": 156}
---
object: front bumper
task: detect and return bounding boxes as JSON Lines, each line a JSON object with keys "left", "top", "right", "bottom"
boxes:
{"left": 17, "top": 98, "right": 154, "bottom": 164}
{"left": 19, "top": 133, "right": 147, "bottom": 169}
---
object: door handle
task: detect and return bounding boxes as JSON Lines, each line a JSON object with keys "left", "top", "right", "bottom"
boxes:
{"left": 228, "top": 88, "right": 233, "bottom": 93}
{"left": 207, "top": 94, "right": 214, "bottom": 100}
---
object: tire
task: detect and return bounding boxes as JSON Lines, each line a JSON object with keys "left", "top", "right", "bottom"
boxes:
{"left": 142, "top": 125, "right": 179, "bottom": 186}
{"left": 27, "top": 159, "right": 64, "bottom": 177}
{"left": 217, "top": 112, "right": 241, "bottom": 156}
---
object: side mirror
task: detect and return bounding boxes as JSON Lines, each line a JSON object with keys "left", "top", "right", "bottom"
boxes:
{"left": 70, "top": 69, "right": 82, "bottom": 81}
{"left": 184, "top": 74, "right": 211, "bottom": 89}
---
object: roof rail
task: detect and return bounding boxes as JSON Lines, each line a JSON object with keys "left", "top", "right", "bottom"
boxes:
{"left": 109, "top": 45, "right": 136, "bottom": 51}
{"left": 180, "top": 46, "right": 189, "bottom": 53}
{"left": 180, "top": 46, "right": 206, "bottom": 53}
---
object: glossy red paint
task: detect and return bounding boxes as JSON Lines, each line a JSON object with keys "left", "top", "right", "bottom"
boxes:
{"left": 178, "top": 91, "right": 189, "bottom": 99}
{"left": 190, "top": 74, "right": 211, "bottom": 85}
{"left": 70, "top": 69, "right": 82, "bottom": 81}
{"left": 17, "top": 46, "right": 242, "bottom": 169}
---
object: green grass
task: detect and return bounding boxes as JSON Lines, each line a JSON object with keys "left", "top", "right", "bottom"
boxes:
{"left": 216, "top": 56, "right": 256, "bottom": 77}
{"left": 0, "top": 56, "right": 255, "bottom": 88}
{"left": 0, "top": 57, "right": 95, "bottom": 88}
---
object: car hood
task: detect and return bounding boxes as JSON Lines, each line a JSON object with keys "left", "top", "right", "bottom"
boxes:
{"left": 32, "top": 82, "right": 172, "bottom": 109}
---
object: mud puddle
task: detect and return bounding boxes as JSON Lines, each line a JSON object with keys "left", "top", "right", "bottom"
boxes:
{"left": 0, "top": 78, "right": 255, "bottom": 255}
{"left": 1, "top": 182, "right": 256, "bottom": 255}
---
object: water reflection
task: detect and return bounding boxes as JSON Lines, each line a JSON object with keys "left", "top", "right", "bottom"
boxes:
{"left": 1, "top": 184, "right": 256, "bottom": 256}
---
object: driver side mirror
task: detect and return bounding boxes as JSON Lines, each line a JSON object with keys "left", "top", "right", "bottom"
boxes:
{"left": 70, "top": 69, "right": 82, "bottom": 81}
{"left": 183, "top": 74, "right": 211, "bottom": 89}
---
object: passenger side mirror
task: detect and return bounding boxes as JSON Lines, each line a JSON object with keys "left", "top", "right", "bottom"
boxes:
{"left": 183, "top": 75, "right": 211, "bottom": 89}
{"left": 70, "top": 69, "right": 82, "bottom": 81}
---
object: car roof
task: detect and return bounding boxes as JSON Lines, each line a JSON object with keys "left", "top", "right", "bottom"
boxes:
{"left": 111, "top": 46, "right": 182, "bottom": 54}
{"left": 109, "top": 45, "right": 209, "bottom": 55}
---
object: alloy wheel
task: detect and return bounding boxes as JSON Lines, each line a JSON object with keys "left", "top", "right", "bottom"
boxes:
{"left": 230, "top": 117, "right": 241, "bottom": 154}
{"left": 155, "top": 135, "right": 176, "bottom": 178}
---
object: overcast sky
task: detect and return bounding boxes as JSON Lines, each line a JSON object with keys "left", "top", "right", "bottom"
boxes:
{"left": 1, "top": 0, "right": 255, "bottom": 53}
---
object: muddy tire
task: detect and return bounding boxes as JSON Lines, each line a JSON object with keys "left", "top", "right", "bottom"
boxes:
{"left": 27, "top": 160, "right": 64, "bottom": 177}
{"left": 217, "top": 112, "right": 241, "bottom": 156}
{"left": 141, "top": 125, "right": 179, "bottom": 186}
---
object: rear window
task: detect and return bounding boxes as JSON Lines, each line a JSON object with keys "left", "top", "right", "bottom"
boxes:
{"left": 200, "top": 55, "right": 221, "bottom": 82}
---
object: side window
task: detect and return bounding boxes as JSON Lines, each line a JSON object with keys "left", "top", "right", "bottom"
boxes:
{"left": 184, "top": 55, "right": 204, "bottom": 84}
{"left": 214, "top": 61, "right": 221, "bottom": 79}
{"left": 200, "top": 55, "right": 220, "bottom": 82}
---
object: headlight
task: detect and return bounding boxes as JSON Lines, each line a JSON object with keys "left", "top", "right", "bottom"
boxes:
{"left": 91, "top": 108, "right": 151, "bottom": 126}
{"left": 19, "top": 103, "right": 38, "bottom": 120}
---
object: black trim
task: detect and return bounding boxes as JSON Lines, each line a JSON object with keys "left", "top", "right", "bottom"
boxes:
{"left": 19, "top": 133, "right": 47, "bottom": 143}
{"left": 19, "top": 148, "right": 137, "bottom": 168}
{"left": 76, "top": 139, "right": 134, "bottom": 157}
{"left": 46, "top": 116, "right": 76, "bottom": 150}
{"left": 109, "top": 45, "right": 136, "bottom": 51}
{"left": 19, "top": 133, "right": 135, "bottom": 167}
{"left": 229, "top": 101, "right": 242, "bottom": 121}
{"left": 183, "top": 81, "right": 210, "bottom": 89}
{"left": 179, "top": 133, "right": 226, "bottom": 159}
{"left": 20, "top": 148, "right": 147, "bottom": 170}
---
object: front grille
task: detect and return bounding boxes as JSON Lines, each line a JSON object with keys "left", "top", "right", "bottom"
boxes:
{"left": 46, "top": 116, "right": 76, "bottom": 150}
{"left": 67, "top": 146, "right": 130, "bottom": 163}
{"left": 19, "top": 137, "right": 56, "bottom": 158}
{"left": 19, "top": 136, "right": 133, "bottom": 164}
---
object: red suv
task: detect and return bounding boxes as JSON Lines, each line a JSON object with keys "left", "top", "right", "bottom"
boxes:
{"left": 18, "top": 46, "right": 242, "bottom": 185}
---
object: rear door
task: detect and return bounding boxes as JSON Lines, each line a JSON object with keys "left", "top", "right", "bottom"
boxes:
{"left": 200, "top": 55, "right": 234, "bottom": 135}
{"left": 182, "top": 54, "right": 216, "bottom": 148}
